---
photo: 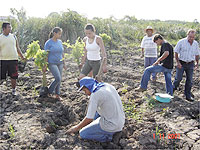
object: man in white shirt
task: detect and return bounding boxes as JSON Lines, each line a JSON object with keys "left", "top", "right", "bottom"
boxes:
{"left": 173, "top": 29, "right": 200, "bottom": 101}
{"left": 0, "top": 22, "right": 25, "bottom": 95}
{"left": 141, "top": 26, "right": 157, "bottom": 81}
{"left": 67, "top": 77, "right": 125, "bottom": 142}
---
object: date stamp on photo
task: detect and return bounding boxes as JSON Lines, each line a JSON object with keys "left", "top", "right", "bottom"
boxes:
{"left": 153, "top": 133, "right": 181, "bottom": 140}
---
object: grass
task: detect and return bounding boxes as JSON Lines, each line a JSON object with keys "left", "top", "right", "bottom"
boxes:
{"left": 32, "top": 87, "right": 39, "bottom": 97}
{"left": 122, "top": 98, "right": 144, "bottom": 122}
{"left": 160, "top": 107, "right": 169, "bottom": 116}
{"left": 24, "top": 73, "right": 30, "bottom": 77}
{"left": 121, "top": 83, "right": 128, "bottom": 94}
{"left": 155, "top": 125, "right": 163, "bottom": 143}
{"left": 8, "top": 124, "right": 15, "bottom": 139}
{"left": 144, "top": 96, "right": 159, "bottom": 109}
{"left": 50, "top": 121, "right": 58, "bottom": 129}
{"left": 110, "top": 50, "right": 124, "bottom": 55}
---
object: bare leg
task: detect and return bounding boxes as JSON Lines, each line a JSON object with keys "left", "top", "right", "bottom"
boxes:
{"left": 79, "top": 73, "right": 86, "bottom": 80}
{"left": 88, "top": 71, "right": 93, "bottom": 77}
{"left": 11, "top": 78, "right": 16, "bottom": 89}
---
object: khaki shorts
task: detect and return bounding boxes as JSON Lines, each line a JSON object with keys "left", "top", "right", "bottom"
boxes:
{"left": 81, "top": 59, "right": 101, "bottom": 77}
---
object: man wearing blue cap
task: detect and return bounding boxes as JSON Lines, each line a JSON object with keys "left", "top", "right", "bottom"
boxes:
{"left": 67, "top": 77, "right": 125, "bottom": 142}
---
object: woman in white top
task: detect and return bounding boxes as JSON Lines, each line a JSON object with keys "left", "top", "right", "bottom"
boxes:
{"left": 79, "top": 24, "right": 107, "bottom": 79}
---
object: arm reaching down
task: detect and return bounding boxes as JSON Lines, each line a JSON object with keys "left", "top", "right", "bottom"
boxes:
{"left": 66, "top": 117, "right": 93, "bottom": 133}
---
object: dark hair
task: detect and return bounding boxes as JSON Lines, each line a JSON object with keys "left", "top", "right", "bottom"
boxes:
{"left": 85, "top": 23, "right": 95, "bottom": 32}
{"left": 153, "top": 34, "right": 163, "bottom": 42}
{"left": 2, "top": 22, "right": 10, "bottom": 30}
{"left": 49, "top": 27, "right": 62, "bottom": 39}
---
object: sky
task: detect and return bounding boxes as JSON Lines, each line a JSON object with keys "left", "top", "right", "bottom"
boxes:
{"left": 0, "top": 0, "right": 200, "bottom": 22}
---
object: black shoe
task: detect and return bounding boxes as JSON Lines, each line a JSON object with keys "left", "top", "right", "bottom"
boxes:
{"left": 173, "top": 88, "right": 176, "bottom": 94}
{"left": 191, "top": 92, "right": 194, "bottom": 98}
{"left": 186, "top": 97, "right": 194, "bottom": 102}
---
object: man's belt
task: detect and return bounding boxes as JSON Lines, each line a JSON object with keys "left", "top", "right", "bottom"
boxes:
{"left": 179, "top": 60, "right": 194, "bottom": 64}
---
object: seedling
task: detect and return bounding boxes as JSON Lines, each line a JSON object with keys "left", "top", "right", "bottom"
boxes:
{"left": 8, "top": 124, "right": 15, "bottom": 139}
{"left": 144, "top": 96, "right": 158, "bottom": 109}
{"left": 25, "top": 41, "right": 49, "bottom": 97}
{"left": 155, "top": 125, "right": 162, "bottom": 143}
{"left": 63, "top": 37, "right": 85, "bottom": 72}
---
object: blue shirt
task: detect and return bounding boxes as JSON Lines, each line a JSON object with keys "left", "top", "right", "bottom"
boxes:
{"left": 44, "top": 39, "right": 64, "bottom": 64}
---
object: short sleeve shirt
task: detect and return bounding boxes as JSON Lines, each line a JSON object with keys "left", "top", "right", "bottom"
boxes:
{"left": 174, "top": 38, "right": 200, "bottom": 62}
{"left": 141, "top": 35, "right": 157, "bottom": 57}
{"left": 160, "top": 42, "right": 174, "bottom": 69}
{"left": 86, "top": 83, "right": 125, "bottom": 132}
{"left": 44, "top": 39, "right": 64, "bottom": 64}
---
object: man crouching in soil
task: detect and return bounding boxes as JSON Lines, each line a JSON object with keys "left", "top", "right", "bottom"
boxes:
{"left": 67, "top": 77, "right": 125, "bottom": 142}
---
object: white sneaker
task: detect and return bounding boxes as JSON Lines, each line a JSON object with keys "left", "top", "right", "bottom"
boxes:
{"left": 12, "top": 89, "right": 17, "bottom": 96}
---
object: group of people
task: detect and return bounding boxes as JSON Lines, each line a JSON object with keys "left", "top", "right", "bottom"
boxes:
{"left": 0, "top": 22, "right": 125, "bottom": 142}
{"left": 137, "top": 26, "right": 199, "bottom": 102}
{"left": 0, "top": 22, "right": 199, "bottom": 143}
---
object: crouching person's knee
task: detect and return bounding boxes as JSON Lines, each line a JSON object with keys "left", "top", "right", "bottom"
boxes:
{"left": 79, "top": 128, "right": 87, "bottom": 139}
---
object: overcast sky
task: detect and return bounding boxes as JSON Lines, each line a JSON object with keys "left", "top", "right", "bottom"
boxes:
{"left": 0, "top": 0, "right": 200, "bottom": 22}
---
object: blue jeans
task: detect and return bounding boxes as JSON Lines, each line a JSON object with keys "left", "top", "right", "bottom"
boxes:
{"left": 144, "top": 57, "right": 157, "bottom": 80}
{"left": 141, "top": 65, "right": 173, "bottom": 95}
{"left": 48, "top": 63, "right": 63, "bottom": 95}
{"left": 173, "top": 62, "right": 194, "bottom": 99}
{"left": 79, "top": 112, "right": 115, "bottom": 142}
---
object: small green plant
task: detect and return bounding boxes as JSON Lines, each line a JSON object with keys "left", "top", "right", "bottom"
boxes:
{"left": 50, "top": 121, "right": 58, "bottom": 129}
{"left": 161, "top": 107, "right": 169, "bottom": 116}
{"left": 8, "top": 124, "right": 15, "bottom": 139}
{"left": 34, "top": 49, "right": 48, "bottom": 87}
{"left": 26, "top": 41, "right": 48, "bottom": 87}
{"left": 155, "top": 125, "right": 162, "bottom": 143}
{"left": 32, "top": 87, "right": 39, "bottom": 97}
{"left": 110, "top": 50, "right": 123, "bottom": 55}
{"left": 121, "top": 83, "right": 128, "bottom": 94}
{"left": 99, "top": 33, "right": 111, "bottom": 47}
{"left": 24, "top": 73, "right": 30, "bottom": 77}
{"left": 145, "top": 96, "right": 157, "bottom": 109}
{"left": 122, "top": 98, "right": 144, "bottom": 122}
{"left": 25, "top": 40, "right": 40, "bottom": 59}
{"left": 63, "top": 37, "right": 85, "bottom": 72}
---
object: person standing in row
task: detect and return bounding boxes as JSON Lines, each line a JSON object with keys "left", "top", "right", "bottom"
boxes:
{"left": 141, "top": 26, "right": 157, "bottom": 81}
{"left": 136, "top": 34, "right": 174, "bottom": 96}
{"left": 79, "top": 24, "right": 107, "bottom": 80}
{"left": 173, "top": 29, "right": 200, "bottom": 101}
{"left": 44, "top": 27, "right": 66, "bottom": 100}
{"left": 0, "top": 22, "right": 25, "bottom": 95}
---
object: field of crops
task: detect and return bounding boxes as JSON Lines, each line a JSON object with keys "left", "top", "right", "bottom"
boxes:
{"left": 0, "top": 9, "right": 200, "bottom": 149}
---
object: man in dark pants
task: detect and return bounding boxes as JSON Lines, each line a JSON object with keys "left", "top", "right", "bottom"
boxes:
{"left": 0, "top": 22, "right": 25, "bottom": 95}
{"left": 173, "top": 29, "right": 200, "bottom": 101}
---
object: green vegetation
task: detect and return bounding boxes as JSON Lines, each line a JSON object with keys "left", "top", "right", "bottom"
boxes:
{"left": 122, "top": 98, "right": 144, "bottom": 122}
{"left": 1, "top": 8, "right": 199, "bottom": 53}
{"left": 25, "top": 41, "right": 40, "bottom": 59}
{"left": 25, "top": 41, "right": 48, "bottom": 87}
{"left": 8, "top": 124, "right": 15, "bottom": 139}
{"left": 110, "top": 50, "right": 124, "bottom": 55}
{"left": 99, "top": 33, "right": 111, "bottom": 47}
{"left": 144, "top": 96, "right": 159, "bottom": 109}
{"left": 63, "top": 37, "right": 85, "bottom": 71}
{"left": 155, "top": 125, "right": 162, "bottom": 143}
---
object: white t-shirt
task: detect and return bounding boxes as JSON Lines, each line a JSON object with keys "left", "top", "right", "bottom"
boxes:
{"left": 86, "top": 83, "right": 125, "bottom": 132}
{"left": 141, "top": 35, "right": 157, "bottom": 57}
{"left": 86, "top": 35, "right": 101, "bottom": 61}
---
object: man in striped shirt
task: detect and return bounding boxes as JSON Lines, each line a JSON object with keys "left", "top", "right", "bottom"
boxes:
{"left": 173, "top": 29, "right": 200, "bottom": 101}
